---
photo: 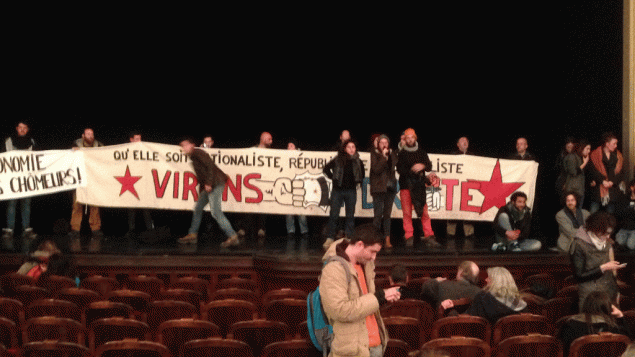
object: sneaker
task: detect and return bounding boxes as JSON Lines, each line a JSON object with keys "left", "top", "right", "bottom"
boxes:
{"left": 220, "top": 234, "right": 240, "bottom": 248}
{"left": 22, "top": 228, "right": 37, "bottom": 241}
{"left": 1, "top": 228, "right": 14, "bottom": 251}
{"left": 491, "top": 242, "right": 507, "bottom": 252}
{"left": 423, "top": 236, "right": 442, "bottom": 249}
{"left": 257, "top": 229, "right": 266, "bottom": 247}
{"left": 69, "top": 231, "right": 81, "bottom": 252}
{"left": 463, "top": 237, "right": 475, "bottom": 251}
{"left": 322, "top": 238, "right": 334, "bottom": 251}
{"left": 178, "top": 233, "right": 198, "bottom": 245}
{"left": 88, "top": 237, "right": 102, "bottom": 252}
{"left": 384, "top": 236, "right": 393, "bottom": 249}
{"left": 405, "top": 237, "right": 414, "bottom": 248}
{"left": 509, "top": 241, "right": 522, "bottom": 252}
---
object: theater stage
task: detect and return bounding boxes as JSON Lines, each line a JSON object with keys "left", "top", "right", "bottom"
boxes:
{"left": 4, "top": 230, "right": 631, "bottom": 295}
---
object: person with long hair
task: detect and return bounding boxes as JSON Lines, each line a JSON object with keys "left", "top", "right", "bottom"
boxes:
{"left": 556, "top": 192, "right": 590, "bottom": 252}
{"left": 465, "top": 266, "right": 527, "bottom": 325}
{"left": 562, "top": 139, "right": 592, "bottom": 207}
{"left": 558, "top": 290, "right": 632, "bottom": 356}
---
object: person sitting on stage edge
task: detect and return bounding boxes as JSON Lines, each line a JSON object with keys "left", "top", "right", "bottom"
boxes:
{"left": 421, "top": 260, "right": 481, "bottom": 311}
{"left": 556, "top": 191, "right": 590, "bottom": 252}
{"left": 491, "top": 191, "right": 542, "bottom": 252}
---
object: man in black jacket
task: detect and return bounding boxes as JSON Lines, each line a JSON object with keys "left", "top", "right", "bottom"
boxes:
{"left": 491, "top": 191, "right": 542, "bottom": 252}
{"left": 397, "top": 128, "right": 441, "bottom": 249}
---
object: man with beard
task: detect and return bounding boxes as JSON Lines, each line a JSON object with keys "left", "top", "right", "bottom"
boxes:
{"left": 319, "top": 223, "right": 400, "bottom": 357}
{"left": 491, "top": 191, "right": 542, "bottom": 252}
{"left": 2, "top": 121, "right": 38, "bottom": 252}
{"left": 396, "top": 128, "right": 441, "bottom": 249}
{"left": 69, "top": 128, "right": 104, "bottom": 252}
{"left": 556, "top": 192, "right": 590, "bottom": 252}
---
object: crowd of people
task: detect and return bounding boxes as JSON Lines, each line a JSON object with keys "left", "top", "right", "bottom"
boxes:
{"left": 2, "top": 119, "right": 635, "bottom": 356}
{"left": 319, "top": 221, "right": 635, "bottom": 356}
{"left": 1, "top": 121, "right": 634, "bottom": 258}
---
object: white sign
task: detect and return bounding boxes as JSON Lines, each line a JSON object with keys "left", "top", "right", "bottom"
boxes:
{"left": 74, "top": 142, "right": 539, "bottom": 222}
{"left": 0, "top": 150, "right": 86, "bottom": 200}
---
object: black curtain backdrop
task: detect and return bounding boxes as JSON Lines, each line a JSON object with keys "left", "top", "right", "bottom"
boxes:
{"left": 1, "top": 2, "right": 625, "bottom": 246}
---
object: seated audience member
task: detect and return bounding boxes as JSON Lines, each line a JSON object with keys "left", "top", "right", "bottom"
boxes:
{"left": 623, "top": 343, "right": 635, "bottom": 357}
{"left": 556, "top": 192, "right": 590, "bottom": 252}
{"left": 491, "top": 191, "right": 542, "bottom": 252}
{"left": 465, "top": 266, "right": 527, "bottom": 325}
{"left": 17, "top": 240, "right": 62, "bottom": 281}
{"left": 615, "top": 179, "right": 635, "bottom": 250}
{"left": 558, "top": 290, "right": 633, "bottom": 356}
{"left": 387, "top": 264, "right": 421, "bottom": 300}
{"left": 421, "top": 260, "right": 481, "bottom": 310}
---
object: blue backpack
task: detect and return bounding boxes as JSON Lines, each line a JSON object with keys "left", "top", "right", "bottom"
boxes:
{"left": 307, "top": 256, "right": 352, "bottom": 356}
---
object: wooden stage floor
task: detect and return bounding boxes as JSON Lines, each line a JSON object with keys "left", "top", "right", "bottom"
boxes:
{"left": 2, "top": 228, "right": 634, "bottom": 294}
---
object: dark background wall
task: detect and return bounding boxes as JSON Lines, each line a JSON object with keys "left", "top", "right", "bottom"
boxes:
{"left": 1, "top": 2, "right": 627, "bottom": 246}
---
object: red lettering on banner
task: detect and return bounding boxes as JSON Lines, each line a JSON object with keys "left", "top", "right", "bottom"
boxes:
{"left": 441, "top": 179, "right": 459, "bottom": 211}
{"left": 153, "top": 170, "right": 171, "bottom": 198}
{"left": 244, "top": 173, "right": 263, "bottom": 203}
{"left": 183, "top": 172, "right": 198, "bottom": 201}
{"left": 461, "top": 181, "right": 482, "bottom": 213}
{"left": 226, "top": 175, "right": 242, "bottom": 202}
{"left": 172, "top": 172, "right": 180, "bottom": 199}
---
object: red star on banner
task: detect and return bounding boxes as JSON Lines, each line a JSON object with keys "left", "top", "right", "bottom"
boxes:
{"left": 471, "top": 160, "right": 525, "bottom": 214}
{"left": 115, "top": 165, "right": 142, "bottom": 199}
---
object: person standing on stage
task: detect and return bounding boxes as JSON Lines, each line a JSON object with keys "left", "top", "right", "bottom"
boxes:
{"left": 2, "top": 121, "right": 38, "bottom": 252}
{"left": 178, "top": 137, "right": 240, "bottom": 248}
{"left": 396, "top": 128, "right": 441, "bottom": 250}
{"left": 322, "top": 139, "right": 365, "bottom": 251}
{"left": 370, "top": 134, "right": 398, "bottom": 249}
{"left": 445, "top": 136, "right": 476, "bottom": 251}
{"left": 69, "top": 127, "right": 104, "bottom": 252}
{"left": 588, "top": 132, "right": 625, "bottom": 214}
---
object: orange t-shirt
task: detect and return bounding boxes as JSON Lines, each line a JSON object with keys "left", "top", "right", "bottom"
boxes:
{"left": 354, "top": 264, "right": 381, "bottom": 348}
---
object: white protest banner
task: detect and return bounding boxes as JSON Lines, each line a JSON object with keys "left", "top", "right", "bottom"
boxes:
{"left": 75, "top": 142, "right": 538, "bottom": 222}
{"left": 0, "top": 150, "right": 86, "bottom": 201}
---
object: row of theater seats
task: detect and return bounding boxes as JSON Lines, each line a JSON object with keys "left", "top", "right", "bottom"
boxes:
{"left": 1, "top": 271, "right": 634, "bottom": 356}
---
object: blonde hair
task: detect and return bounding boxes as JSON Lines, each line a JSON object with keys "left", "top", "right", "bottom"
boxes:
{"left": 485, "top": 267, "right": 520, "bottom": 301}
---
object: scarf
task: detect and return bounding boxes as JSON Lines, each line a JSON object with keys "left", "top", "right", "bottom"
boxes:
{"left": 587, "top": 231, "right": 606, "bottom": 251}
{"left": 590, "top": 146, "right": 623, "bottom": 202}
{"left": 565, "top": 208, "right": 585, "bottom": 229}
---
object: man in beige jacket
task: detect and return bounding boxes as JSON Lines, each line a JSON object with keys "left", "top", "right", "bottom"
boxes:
{"left": 319, "top": 223, "right": 401, "bottom": 357}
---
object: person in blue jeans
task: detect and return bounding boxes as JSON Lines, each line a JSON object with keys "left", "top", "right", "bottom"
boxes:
{"left": 322, "top": 139, "right": 365, "bottom": 251}
{"left": 284, "top": 139, "right": 310, "bottom": 257}
{"left": 615, "top": 179, "right": 635, "bottom": 250}
{"left": 491, "top": 191, "right": 542, "bottom": 252}
{"left": 178, "top": 137, "right": 239, "bottom": 248}
{"left": 2, "top": 121, "right": 38, "bottom": 252}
